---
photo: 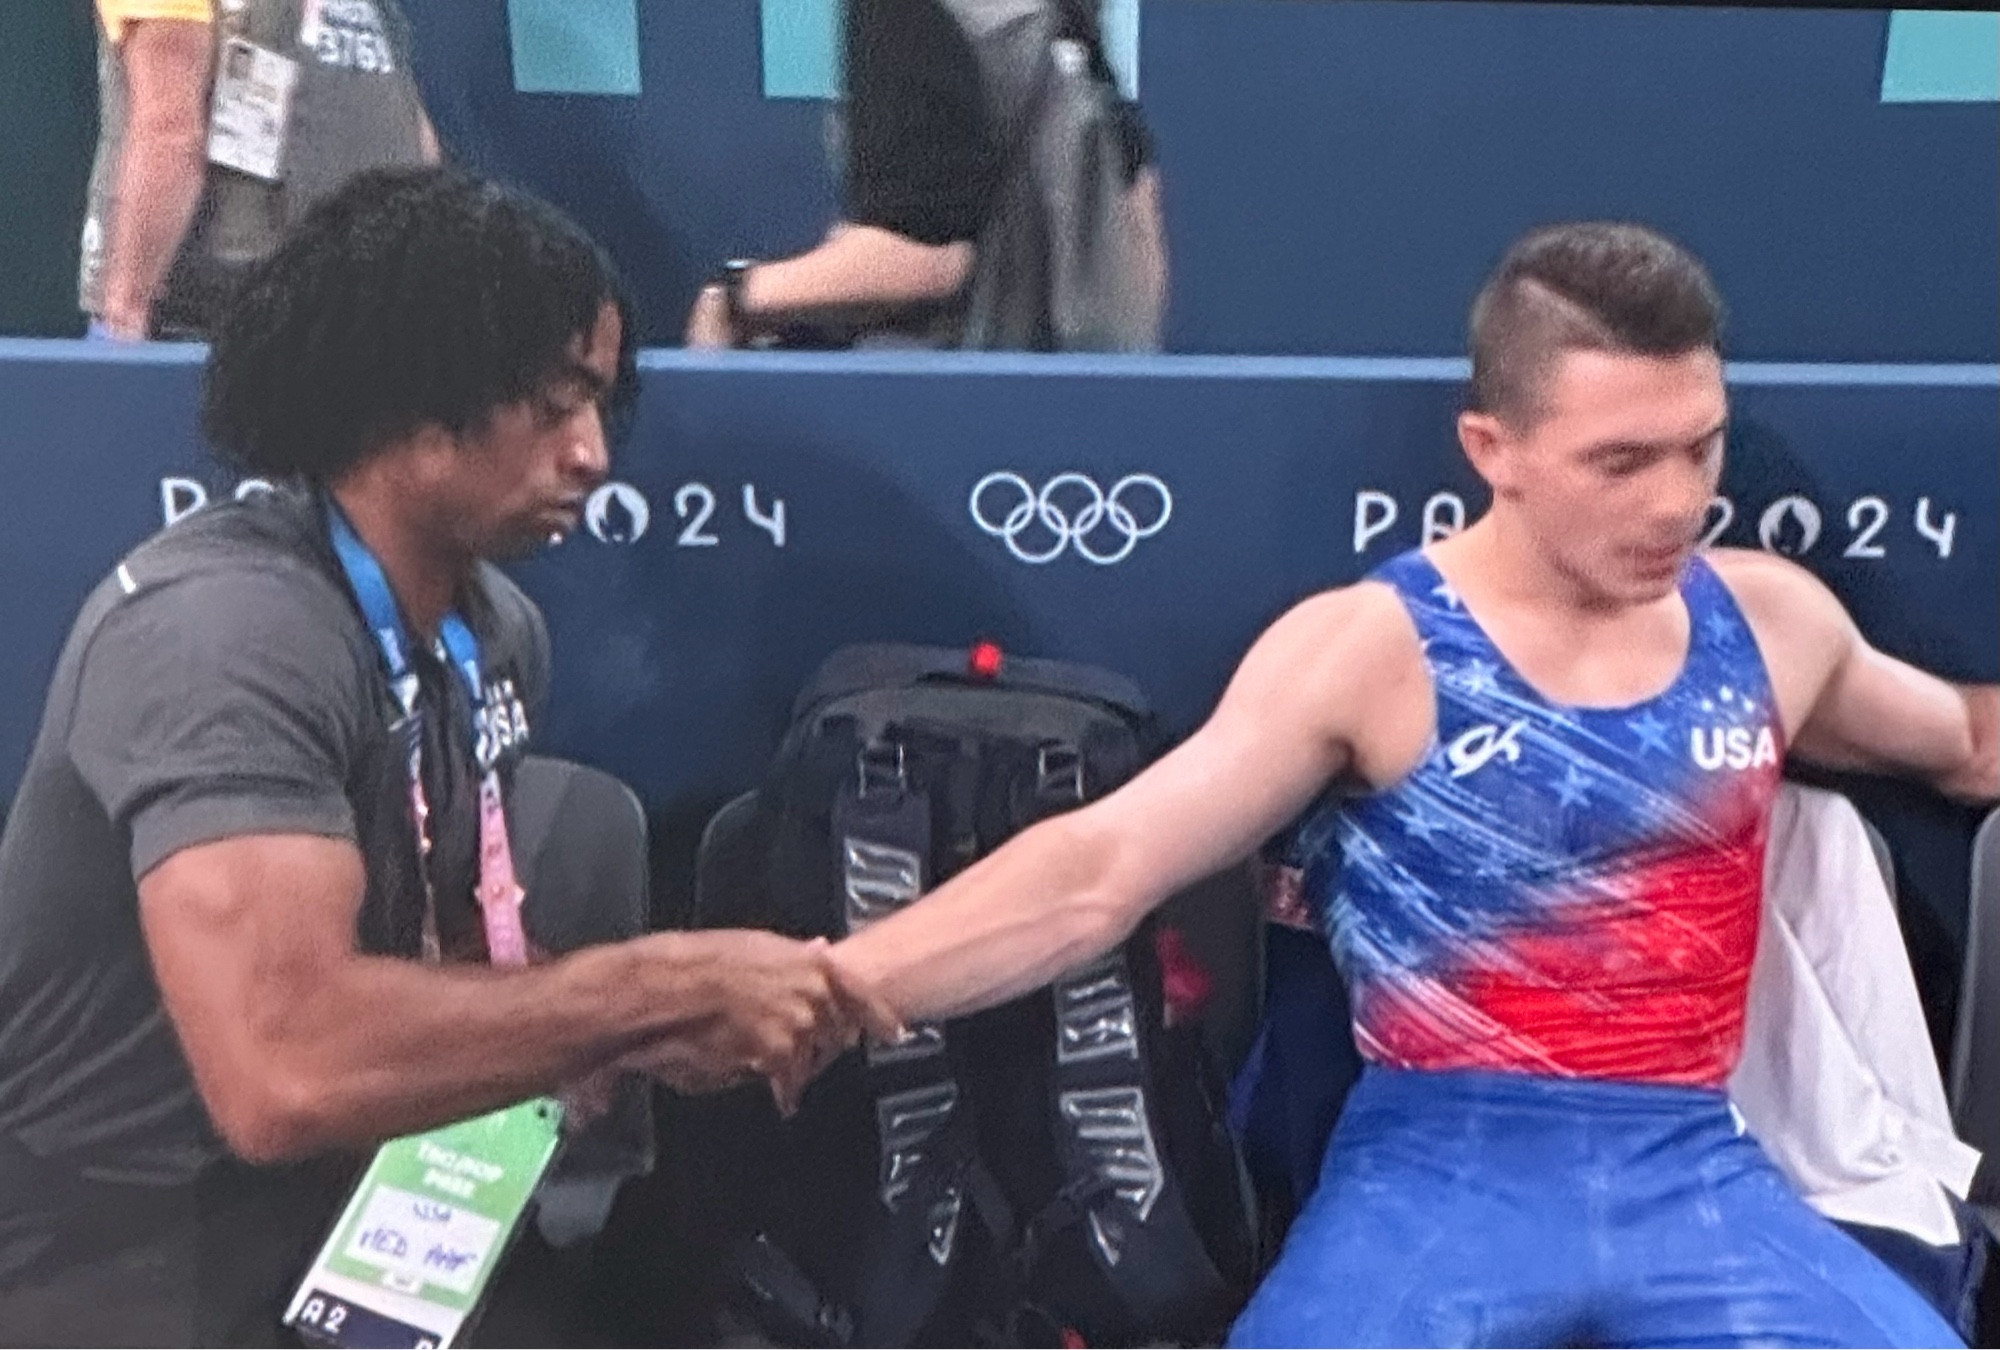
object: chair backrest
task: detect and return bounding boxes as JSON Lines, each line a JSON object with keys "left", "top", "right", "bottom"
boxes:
{"left": 693, "top": 789, "right": 763, "bottom": 923}
{"left": 508, "top": 755, "right": 655, "bottom": 1247}
{"left": 514, "top": 754, "right": 650, "bottom": 952}
{"left": 1950, "top": 806, "right": 2000, "bottom": 1156}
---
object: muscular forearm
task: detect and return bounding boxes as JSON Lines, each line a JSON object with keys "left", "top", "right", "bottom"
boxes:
{"left": 833, "top": 811, "right": 1141, "bottom": 1025}
{"left": 224, "top": 934, "right": 714, "bottom": 1159}
{"left": 832, "top": 682, "right": 1351, "bottom": 1023}
{"left": 145, "top": 832, "right": 871, "bottom": 1162}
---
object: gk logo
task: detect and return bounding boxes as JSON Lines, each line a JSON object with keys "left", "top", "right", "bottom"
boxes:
{"left": 1447, "top": 720, "right": 1528, "bottom": 778}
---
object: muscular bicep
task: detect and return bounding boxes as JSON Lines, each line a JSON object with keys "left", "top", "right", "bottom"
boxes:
{"left": 67, "top": 568, "right": 377, "bottom": 1148}
{"left": 1090, "top": 585, "right": 1411, "bottom": 909}
{"left": 1717, "top": 550, "right": 1976, "bottom": 784}
{"left": 1792, "top": 638, "right": 1975, "bottom": 783}
{"left": 138, "top": 834, "right": 366, "bottom": 1153}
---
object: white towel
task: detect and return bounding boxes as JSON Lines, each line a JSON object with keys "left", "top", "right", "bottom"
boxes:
{"left": 1730, "top": 783, "right": 1981, "bottom": 1247}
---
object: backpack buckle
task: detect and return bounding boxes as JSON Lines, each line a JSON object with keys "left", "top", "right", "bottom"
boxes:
{"left": 857, "top": 740, "right": 907, "bottom": 798}
{"left": 1036, "top": 743, "right": 1084, "bottom": 805}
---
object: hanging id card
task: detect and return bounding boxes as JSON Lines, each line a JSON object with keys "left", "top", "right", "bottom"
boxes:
{"left": 284, "top": 1097, "right": 563, "bottom": 1348}
{"left": 207, "top": 37, "right": 299, "bottom": 181}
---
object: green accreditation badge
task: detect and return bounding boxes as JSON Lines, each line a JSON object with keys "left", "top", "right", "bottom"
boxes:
{"left": 284, "top": 1097, "right": 564, "bottom": 1348}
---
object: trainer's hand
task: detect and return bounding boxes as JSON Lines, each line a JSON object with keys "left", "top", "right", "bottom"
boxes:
{"left": 615, "top": 932, "right": 876, "bottom": 1113}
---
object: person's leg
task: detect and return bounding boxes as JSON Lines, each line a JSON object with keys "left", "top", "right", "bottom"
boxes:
{"left": 1227, "top": 1068, "right": 1589, "bottom": 1349}
{"left": 1596, "top": 1107, "right": 1963, "bottom": 1349}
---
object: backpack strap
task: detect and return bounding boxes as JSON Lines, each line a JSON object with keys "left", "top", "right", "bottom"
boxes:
{"left": 1031, "top": 745, "right": 1238, "bottom": 1338}
{"left": 831, "top": 737, "right": 983, "bottom": 1346}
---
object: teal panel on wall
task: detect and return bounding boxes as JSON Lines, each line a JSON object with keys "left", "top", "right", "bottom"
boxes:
{"left": 762, "top": 0, "right": 843, "bottom": 99}
{"left": 508, "top": 0, "right": 642, "bottom": 96}
{"left": 1881, "top": 11, "right": 1999, "bottom": 103}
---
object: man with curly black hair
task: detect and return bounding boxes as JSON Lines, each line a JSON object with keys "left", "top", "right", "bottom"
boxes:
{"left": 0, "top": 166, "right": 893, "bottom": 1344}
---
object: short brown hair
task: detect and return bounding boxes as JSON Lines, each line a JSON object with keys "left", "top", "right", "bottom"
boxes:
{"left": 1468, "top": 222, "right": 1723, "bottom": 428}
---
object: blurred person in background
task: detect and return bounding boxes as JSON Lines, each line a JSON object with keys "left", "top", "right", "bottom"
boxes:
{"left": 686, "top": 0, "right": 1166, "bottom": 352}
{"left": 80, "top": 0, "right": 439, "bottom": 341}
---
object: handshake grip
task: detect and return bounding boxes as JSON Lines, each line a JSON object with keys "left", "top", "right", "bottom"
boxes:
{"left": 614, "top": 930, "right": 905, "bottom": 1114}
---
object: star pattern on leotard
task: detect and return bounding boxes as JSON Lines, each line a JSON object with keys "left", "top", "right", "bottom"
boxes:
{"left": 1630, "top": 710, "right": 1671, "bottom": 756}
{"left": 1313, "top": 549, "right": 1781, "bottom": 1089}
{"left": 1555, "top": 765, "right": 1591, "bottom": 809}
{"left": 1395, "top": 804, "right": 1440, "bottom": 843}
{"left": 1456, "top": 659, "right": 1501, "bottom": 698}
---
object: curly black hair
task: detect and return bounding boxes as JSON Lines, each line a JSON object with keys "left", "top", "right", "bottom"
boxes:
{"left": 203, "top": 167, "right": 640, "bottom": 481}
{"left": 1469, "top": 222, "right": 1723, "bottom": 429}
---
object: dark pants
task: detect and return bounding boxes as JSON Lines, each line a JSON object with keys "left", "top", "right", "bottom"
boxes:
{"left": 0, "top": 1133, "right": 197, "bottom": 1346}
{"left": 0, "top": 1134, "right": 623, "bottom": 1348}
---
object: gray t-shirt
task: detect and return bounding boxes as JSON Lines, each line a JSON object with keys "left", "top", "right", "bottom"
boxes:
{"left": 0, "top": 488, "right": 548, "bottom": 1203}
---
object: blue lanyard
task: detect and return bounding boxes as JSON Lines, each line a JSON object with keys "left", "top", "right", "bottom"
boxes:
{"left": 326, "top": 503, "right": 487, "bottom": 733}
{"left": 327, "top": 501, "right": 531, "bottom": 966}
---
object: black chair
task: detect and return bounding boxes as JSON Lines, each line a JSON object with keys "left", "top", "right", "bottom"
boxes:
{"left": 514, "top": 754, "right": 650, "bottom": 956}
{"left": 691, "top": 789, "right": 765, "bottom": 924}
{"left": 1952, "top": 807, "right": 2000, "bottom": 1234}
{"left": 509, "top": 754, "right": 655, "bottom": 1249}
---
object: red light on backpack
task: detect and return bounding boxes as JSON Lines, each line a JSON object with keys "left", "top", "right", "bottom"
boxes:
{"left": 968, "top": 640, "right": 1004, "bottom": 681}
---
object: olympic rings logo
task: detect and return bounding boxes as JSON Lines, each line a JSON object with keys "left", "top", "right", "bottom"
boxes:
{"left": 968, "top": 472, "right": 1174, "bottom": 565}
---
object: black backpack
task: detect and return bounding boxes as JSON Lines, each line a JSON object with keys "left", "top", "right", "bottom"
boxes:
{"left": 678, "top": 642, "right": 1258, "bottom": 1347}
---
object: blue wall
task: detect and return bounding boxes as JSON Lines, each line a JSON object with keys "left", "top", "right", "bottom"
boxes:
{"left": 1, "top": 345, "right": 1993, "bottom": 1029}
{"left": 408, "top": 1, "right": 1997, "bottom": 360}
